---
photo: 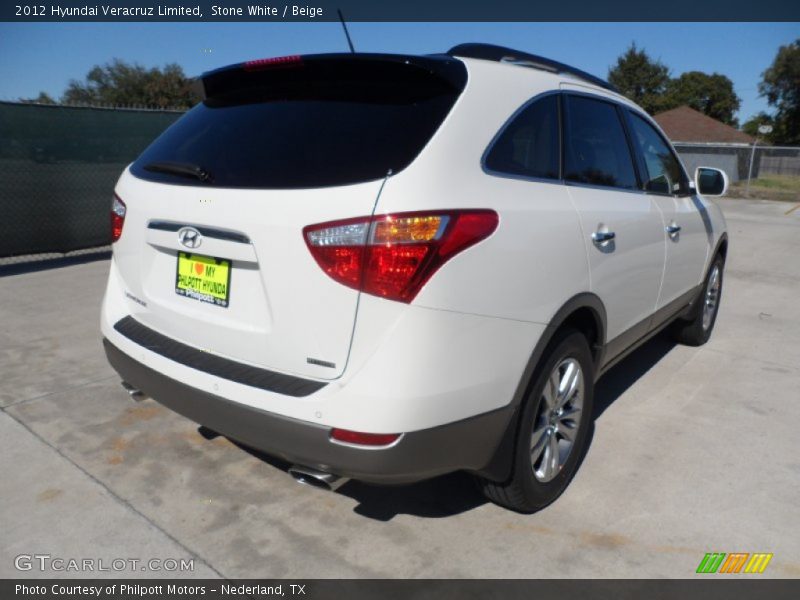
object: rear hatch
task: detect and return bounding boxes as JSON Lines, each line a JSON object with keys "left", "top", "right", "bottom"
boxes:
{"left": 113, "top": 53, "right": 466, "bottom": 380}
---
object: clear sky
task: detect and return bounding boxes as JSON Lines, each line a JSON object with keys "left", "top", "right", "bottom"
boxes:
{"left": 0, "top": 22, "right": 797, "bottom": 123}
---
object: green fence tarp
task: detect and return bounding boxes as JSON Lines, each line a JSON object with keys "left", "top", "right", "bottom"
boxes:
{"left": 0, "top": 102, "right": 183, "bottom": 257}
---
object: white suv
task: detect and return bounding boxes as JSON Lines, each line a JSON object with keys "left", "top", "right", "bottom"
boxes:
{"left": 101, "top": 44, "right": 728, "bottom": 512}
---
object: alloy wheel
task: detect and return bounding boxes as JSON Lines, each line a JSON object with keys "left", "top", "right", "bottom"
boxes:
{"left": 702, "top": 265, "right": 721, "bottom": 331}
{"left": 530, "top": 357, "right": 584, "bottom": 483}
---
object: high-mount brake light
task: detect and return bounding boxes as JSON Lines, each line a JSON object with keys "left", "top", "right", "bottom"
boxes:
{"left": 243, "top": 55, "right": 303, "bottom": 71}
{"left": 304, "top": 210, "right": 499, "bottom": 303}
{"left": 110, "top": 194, "right": 126, "bottom": 243}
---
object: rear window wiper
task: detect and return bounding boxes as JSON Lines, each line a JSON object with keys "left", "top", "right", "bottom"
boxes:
{"left": 143, "top": 161, "right": 213, "bottom": 183}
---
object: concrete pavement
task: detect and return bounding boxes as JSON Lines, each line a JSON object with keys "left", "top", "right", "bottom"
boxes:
{"left": 1, "top": 198, "right": 798, "bottom": 578}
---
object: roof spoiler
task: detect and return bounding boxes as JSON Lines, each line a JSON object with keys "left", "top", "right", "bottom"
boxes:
{"left": 447, "top": 43, "right": 619, "bottom": 93}
{"left": 198, "top": 53, "right": 468, "bottom": 101}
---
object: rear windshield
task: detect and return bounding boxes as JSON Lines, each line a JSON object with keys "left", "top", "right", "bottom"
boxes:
{"left": 130, "top": 57, "right": 466, "bottom": 189}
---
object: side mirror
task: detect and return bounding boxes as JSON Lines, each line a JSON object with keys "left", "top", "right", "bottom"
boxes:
{"left": 695, "top": 167, "right": 728, "bottom": 197}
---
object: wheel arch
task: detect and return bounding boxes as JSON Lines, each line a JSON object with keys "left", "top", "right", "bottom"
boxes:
{"left": 714, "top": 232, "right": 729, "bottom": 263}
{"left": 475, "top": 292, "right": 606, "bottom": 482}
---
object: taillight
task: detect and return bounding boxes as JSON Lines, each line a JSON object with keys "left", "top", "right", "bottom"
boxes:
{"left": 331, "top": 429, "right": 401, "bottom": 447}
{"left": 111, "top": 194, "right": 126, "bottom": 243}
{"left": 304, "top": 210, "right": 498, "bottom": 303}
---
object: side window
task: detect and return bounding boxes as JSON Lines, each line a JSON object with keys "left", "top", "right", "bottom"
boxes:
{"left": 564, "top": 95, "right": 638, "bottom": 190}
{"left": 628, "top": 112, "right": 687, "bottom": 195}
{"left": 484, "top": 95, "right": 559, "bottom": 180}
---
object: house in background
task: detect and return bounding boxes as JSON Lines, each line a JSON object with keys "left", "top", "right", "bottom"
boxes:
{"left": 653, "top": 105, "right": 756, "bottom": 182}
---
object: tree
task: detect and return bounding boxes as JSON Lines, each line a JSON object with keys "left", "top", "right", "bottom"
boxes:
{"left": 759, "top": 39, "right": 800, "bottom": 145}
{"left": 741, "top": 112, "right": 776, "bottom": 141}
{"left": 662, "top": 71, "right": 741, "bottom": 126}
{"left": 62, "top": 59, "right": 199, "bottom": 109}
{"left": 608, "top": 43, "right": 670, "bottom": 114}
{"left": 19, "top": 92, "right": 57, "bottom": 104}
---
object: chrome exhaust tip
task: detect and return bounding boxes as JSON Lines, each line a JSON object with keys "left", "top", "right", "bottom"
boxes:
{"left": 288, "top": 465, "right": 348, "bottom": 492}
{"left": 120, "top": 381, "right": 147, "bottom": 402}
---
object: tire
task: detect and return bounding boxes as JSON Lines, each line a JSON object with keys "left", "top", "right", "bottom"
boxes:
{"left": 672, "top": 254, "right": 724, "bottom": 347}
{"left": 478, "top": 329, "right": 595, "bottom": 513}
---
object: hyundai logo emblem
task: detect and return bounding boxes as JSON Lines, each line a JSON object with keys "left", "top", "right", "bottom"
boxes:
{"left": 178, "top": 227, "right": 203, "bottom": 249}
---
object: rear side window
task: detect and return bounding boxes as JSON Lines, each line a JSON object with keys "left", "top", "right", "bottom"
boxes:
{"left": 484, "top": 95, "right": 560, "bottom": 180}
{"left": 564, "top": 95, "right": 638, "bottom": 190}
{"left": 130, "top": 59, "right": 465, "bottom": 189}
{"left": 627, "top": 112, "right": 687, "bottom": 195}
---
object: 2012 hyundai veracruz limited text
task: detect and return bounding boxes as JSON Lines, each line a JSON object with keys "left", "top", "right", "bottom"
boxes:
{"left": 101, "top": 44, "right": 728, "bottom": 512}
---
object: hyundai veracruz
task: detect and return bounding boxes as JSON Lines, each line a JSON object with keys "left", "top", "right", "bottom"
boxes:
{"left": 101, "top": 44, "right": 729, "bottom": 512}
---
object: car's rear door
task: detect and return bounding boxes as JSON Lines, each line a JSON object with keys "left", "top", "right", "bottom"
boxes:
{"left": 561, "top": 91, "right": 666, "bottom": 349}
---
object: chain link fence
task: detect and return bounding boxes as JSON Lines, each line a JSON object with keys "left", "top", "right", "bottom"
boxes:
{"left": 674, "top": 142, "right": 800, "bottom": 202}
{"left": 2, "top": 101, "right": 797, "bottom": 268}
{"left": 757, "top": 146, "right": 800, "bottom": 177}
{"left": 0, "top": 101, "right": 183, "bottom": 264}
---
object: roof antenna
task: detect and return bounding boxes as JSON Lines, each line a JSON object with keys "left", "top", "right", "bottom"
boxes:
{"left": 337, "top": 9, "right": 356, "bottom": 53}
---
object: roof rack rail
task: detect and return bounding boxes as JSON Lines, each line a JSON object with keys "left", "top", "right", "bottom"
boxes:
{"left": 447, "top": 43, "right": 618, "bottom": 93}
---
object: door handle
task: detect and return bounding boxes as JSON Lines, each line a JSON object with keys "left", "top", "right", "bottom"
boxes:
{"left": 666, "top": 224, "right": 681, "bottom": 236}
{"left": 591, "top": 231, "right": 616, "bottom": 243}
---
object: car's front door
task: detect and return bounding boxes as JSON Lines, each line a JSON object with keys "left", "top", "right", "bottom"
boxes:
{"left": 624, "top": 109, "right": 710, "bottom": 320}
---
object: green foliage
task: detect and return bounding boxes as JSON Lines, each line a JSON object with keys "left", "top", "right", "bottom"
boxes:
{"left": 741, "top": 112, "right": 776, "bottom": 141}
{"left": 62, "top": 59, "right": 199, "bottom": 109}
{"left": 609, "top": 44, "right": 742, "bottom": 125}
{"left": 759, "top": 39, "right": 800, "bottom": 145}
{"left": 19, "top": 92, "right": 57, "bottom": 105}
{"left": 662, "top": 72, "right": 741, "bottom": 126}
{"left": 607, "top": 44, "right": 670, "bottom": 115}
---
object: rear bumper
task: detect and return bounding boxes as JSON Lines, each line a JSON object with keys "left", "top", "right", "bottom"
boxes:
{"left": 103, "top": 338, "right": 514, "bottom": 484}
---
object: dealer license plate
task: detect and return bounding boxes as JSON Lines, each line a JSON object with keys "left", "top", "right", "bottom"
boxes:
{"left": 175, "top": 252, "right": 231, "bottom": 307}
